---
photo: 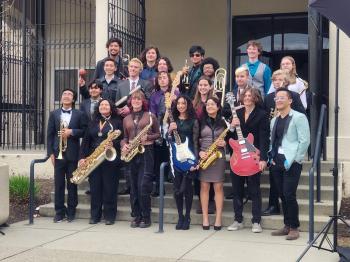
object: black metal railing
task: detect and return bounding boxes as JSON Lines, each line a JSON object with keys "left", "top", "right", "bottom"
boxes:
{"left": 29, "top": 155, "right": 49, "bottom": 224}
{"left": 308, "top": 104, "right": 327, "bottom": 242}
{"left": 157, "top": 162, "right": 168, "bottom": 233}
{"left": 108, "top": 0, "right": 146, "bottom": 58}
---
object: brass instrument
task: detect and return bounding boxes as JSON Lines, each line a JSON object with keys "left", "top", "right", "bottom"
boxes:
{"left": 70, "top": 130, "right": 121, "bottom": 185}
{"left": 199, "top": 119, "right": 230, "bottom": 170}
{"left": 213, "top": 68, "right": 227, "bottom": 106}
{"left": 182, "top": 59, "right": 190, "bottom": 89}
{"left": 269, "top": 107, "right": 279, "bottom": 120}
{"left": 57, "top": 120, "right": 68, "bottom": 160}
{"left": 121, "top": 112, "right": 153, "bottom": 162}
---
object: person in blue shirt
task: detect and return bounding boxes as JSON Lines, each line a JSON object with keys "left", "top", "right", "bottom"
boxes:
{"left": 242, "top": 40, "right": 272, "bottom": 98}
{"left": 139, "top": 46, "right": 161, "bottom": 85}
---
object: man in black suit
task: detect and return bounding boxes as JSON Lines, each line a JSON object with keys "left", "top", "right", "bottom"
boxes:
{"left": 115, "top": 57, "right": 153, "bottom": 117}
{"left": 80, "top": 80, "right": 103, "bottom": 120}
{"left": 47, "top": 88, "right": 88, "bottom": 223}
{"left": 262, "top": 69, "right": 306, "bottom": 217}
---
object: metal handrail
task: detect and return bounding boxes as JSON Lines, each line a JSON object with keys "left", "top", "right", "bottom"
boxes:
{"left": 29, "top": 156, "right": 50, "bottom": 224}
{"left": 157, "top": 162, "right": 168, "bottom": 233}
{"left": 309, "top": 104, "right": 327, "bottom": 242}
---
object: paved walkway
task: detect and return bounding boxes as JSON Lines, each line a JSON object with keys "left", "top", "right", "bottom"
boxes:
{"left": 0, "top": 218, "right": 339, "bottom": 262}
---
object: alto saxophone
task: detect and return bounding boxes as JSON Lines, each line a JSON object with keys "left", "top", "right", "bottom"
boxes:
{"left": 199, "top": 123, "right": 230, "bottom": 170}
{"left": 70, "top": 130, "right": 121, "bottom": 185}
{"left": 121, "top": 112, "right": 153, "bottom": 162}
{"left": 57, "top": 120, "right": 68, "bottom": 160}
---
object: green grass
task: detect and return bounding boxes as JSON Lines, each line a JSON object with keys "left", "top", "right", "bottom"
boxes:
{"left": 9, "top": 175, "right": 40, "bottom": 202}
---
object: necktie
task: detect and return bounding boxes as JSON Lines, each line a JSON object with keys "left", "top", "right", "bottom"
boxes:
{"left": 131, "top": 81, "right": 136, "bottom": 91}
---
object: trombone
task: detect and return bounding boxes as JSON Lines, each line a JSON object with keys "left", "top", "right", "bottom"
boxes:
{"left": 213, "top": 68, "right": 227, "bottom": 106}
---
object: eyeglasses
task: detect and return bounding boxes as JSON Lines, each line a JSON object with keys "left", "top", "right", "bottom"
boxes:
{"left": 274, "top": 96, "right": 288, "bottom": 102}
{"left": 190, "top": 53, "right": 201, "bottom": 58}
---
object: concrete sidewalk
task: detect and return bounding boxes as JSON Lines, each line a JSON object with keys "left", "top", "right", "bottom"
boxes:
{"left": 0, "top": 218, "right": 339, "bottom": 262}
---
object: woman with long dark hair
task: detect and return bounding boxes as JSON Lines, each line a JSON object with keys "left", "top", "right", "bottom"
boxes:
{"left": 167, "top": 95, "right": 199, "bottom": 230}
{"left": 79, "top": 98, "right": 123, "bottom": 225}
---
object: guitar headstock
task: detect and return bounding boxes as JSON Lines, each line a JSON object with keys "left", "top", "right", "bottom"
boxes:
{"left": 225, "top": 92, "right": 236, "bottom": 105}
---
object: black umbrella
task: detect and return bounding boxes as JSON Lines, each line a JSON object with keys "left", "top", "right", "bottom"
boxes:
{"left": 309, "top": 0, "right": 350, "bottom": 37}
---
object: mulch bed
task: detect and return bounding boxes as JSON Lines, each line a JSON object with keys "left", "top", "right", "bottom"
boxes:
{"left": 8, "top": 178, "right": 53, "bottom": 224}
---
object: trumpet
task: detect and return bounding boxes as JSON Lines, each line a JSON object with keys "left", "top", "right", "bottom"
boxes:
{"left": 269, "top": 107, "right": 279, "bottom": 120}
{"left": 57, "top": 120, "right": 68, "bottom": 160}
{"left": 182, "top": 59, "right": 190, "bottom": 89}
{"left": 213, "top": 68, "right": 227, "bottom": 106}
{"left": 122, "top": 53, "right": 130, "bottom": 65}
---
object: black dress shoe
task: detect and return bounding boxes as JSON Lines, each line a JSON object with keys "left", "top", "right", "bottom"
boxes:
{"left": 89, "top": 218, "right": 100, "bottom": 224}
{"left": 176, "top": 215, "right": 184, "bottom": 230}
{"left": 182, "top": 217, "right": 190, "bottom": 230}
{"left": 130, "top": 217, "right": 141, "bottom": 228}
{"left": 85, "top": 190, "right": 91, "bottom": 195}
{"left": 225, "top": 193, "right": 234, "bottom": 200}
{"left": 105, "top": 220, "right": 115, "bottom": 225}
{"left": 118, "top": 188, "right": 130, "bottom": 195}
{"left": 139, "top": 218, "right": 151, "bottom": 228}
{"left": 262, "top": 206, "right": 281, "bottom": 216}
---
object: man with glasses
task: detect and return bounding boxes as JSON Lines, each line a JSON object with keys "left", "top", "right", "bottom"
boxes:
{"left": 262, "top": 69, "right": 305, "bottom": 216}
{"left": 179, "top": 45, "right": 205, "bottom": 100}
{"left": 268, "top": 87, "right": 310, "bottom": 240}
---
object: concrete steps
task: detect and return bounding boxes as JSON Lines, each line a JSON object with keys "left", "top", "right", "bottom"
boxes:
{"left": 39, "top": 160, "right": 341, "bottom": 232}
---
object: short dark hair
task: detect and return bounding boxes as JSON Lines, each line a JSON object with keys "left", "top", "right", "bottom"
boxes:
{"left": 106, "top": 37, "right": 123, "bottom": 48}
{"left": 61, "top": 88, "right": 77, "bottom": 106}
{"left": 201, "top": 57, "right": 220, "bottom": 72}
{"left": 88, "top": 79, "right": 103, "bottom": 90}
{"left": 155, "top": 56, "right": 174, "bottom": 73}
{"left": 276, "top": 87, "right": 292, "bottom": 99}
{"left": 189, "top": 45, "right": 205, "bottom": 56}
{"left": 104, "top": 57, "right": 116, "bottom": 65}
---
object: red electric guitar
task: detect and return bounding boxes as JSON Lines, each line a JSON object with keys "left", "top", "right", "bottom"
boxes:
{"left": 226, "top": 92, "right": 260, "bottom": 176}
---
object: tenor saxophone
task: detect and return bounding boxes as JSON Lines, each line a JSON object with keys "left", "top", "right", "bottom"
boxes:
{"left": 121, "top": 112, "right": 153, "bottom": 162}
{"left": 70, "top": 130, "right": 121, "bottom": 185}
{"left": 199, "top": 126, "right": 229, "bottom": 170}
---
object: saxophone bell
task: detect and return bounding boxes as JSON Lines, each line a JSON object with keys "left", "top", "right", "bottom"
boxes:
{"left": 105, "top": 147, "right": 117, "bottom": 161}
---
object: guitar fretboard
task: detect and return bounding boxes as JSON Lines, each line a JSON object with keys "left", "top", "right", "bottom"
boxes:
{"left": 229, "top": 103, "right": 244, "bottom": 141}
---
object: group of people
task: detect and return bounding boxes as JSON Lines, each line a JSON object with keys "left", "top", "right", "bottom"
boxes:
{"left": 46, "top": 38, "right": 310, "bottom": 241}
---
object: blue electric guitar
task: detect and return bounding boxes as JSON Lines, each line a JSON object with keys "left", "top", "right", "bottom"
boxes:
{"left": 165, "top": 93, "right": 198, "bottom": 172}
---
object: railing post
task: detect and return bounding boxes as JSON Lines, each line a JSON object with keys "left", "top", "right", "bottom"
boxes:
{"left": 29, "top": 156, "right": 49, "bottom": 224}
{"left": 309, "top": 167, "right": 315, "bottom": 243}
{"left": 157, "top": 162, "right": 168, "bottom": 233}
{"left": 322, "top": 107, "right": 327, "bottom": 161}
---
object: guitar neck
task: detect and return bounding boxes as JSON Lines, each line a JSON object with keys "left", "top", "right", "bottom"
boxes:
{"left": 168, "top": 108, "right": 182, "bottom": 145}
{"left": 229, "top": 104, "right": 244, "bottom": 141}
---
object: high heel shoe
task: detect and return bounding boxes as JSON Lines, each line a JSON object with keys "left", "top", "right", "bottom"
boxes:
{"left": 214, "top": 225, "right": 222, "bottom": 231}
{"left": 202, "top": 225, "right": 210, "bottom": 230}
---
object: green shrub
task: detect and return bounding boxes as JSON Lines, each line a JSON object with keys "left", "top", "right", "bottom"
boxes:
{"left": 9, "top": 175, "right": 40, "bottom": 202}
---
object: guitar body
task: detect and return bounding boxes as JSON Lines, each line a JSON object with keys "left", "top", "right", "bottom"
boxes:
{"left": 169, "top": 137, "right": 198, "bottom": 172}
{"left": 229, "top": 133, "right": 260, "bottom": 176}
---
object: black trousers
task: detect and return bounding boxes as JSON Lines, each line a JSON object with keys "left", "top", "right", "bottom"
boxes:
{"left": 153, "top": 141, "right": 170, "bottom": 190}
{"left": 231, "top": 171, "right": 262, "bottom": 223}
{"left": 173, "top": 170, "right": 193, "bottom": 217}
{"left": 270, "top": 161, "right": 302, "bottom": 228}
{"left": 54, "top": 158, "right": 78, "bottom": 217}
{"left": 129, "top": 146, "right": 154, "bottom": 219}
{"left": 268, "top": 171, "right": 280, "bottom": 208}
{"left": 89, "top": 160, "right": 119, "bottom": 221}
